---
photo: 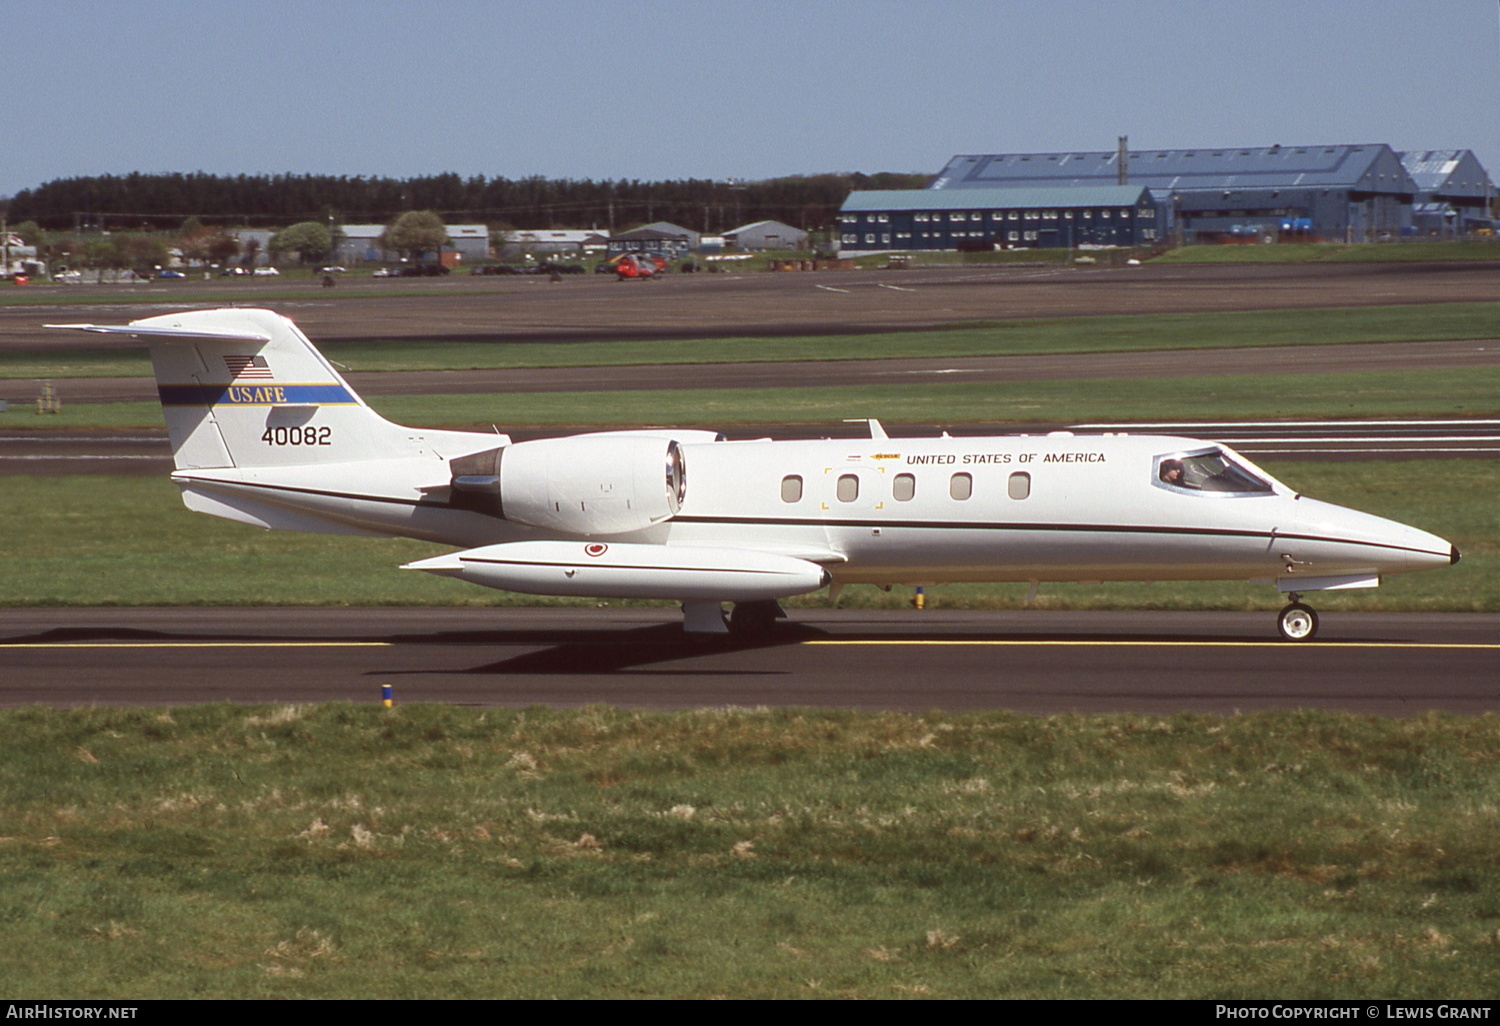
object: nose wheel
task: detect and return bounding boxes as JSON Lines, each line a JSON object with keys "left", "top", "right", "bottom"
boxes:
{"left": 1276, "top": 599, "right": 1319, "bottom": 642}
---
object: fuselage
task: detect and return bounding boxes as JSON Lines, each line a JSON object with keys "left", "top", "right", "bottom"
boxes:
{"left": 174, "top": 429, "right": 1455, "bottom": 589}
{"left": 53, "top": 307, "right": 1457, "bottom": 636}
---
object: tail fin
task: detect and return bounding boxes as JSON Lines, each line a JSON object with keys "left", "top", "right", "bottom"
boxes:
{"left": 50, "top": 307, "right": 440, "bottom": 470}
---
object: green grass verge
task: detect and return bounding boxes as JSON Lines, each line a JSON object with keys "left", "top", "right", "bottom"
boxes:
{"left": 10, "top": 365, "right": 1495, "bottom": 431}
{"left": 0, "top": 461, "right": 1490, "bottom": 610}
{"left": 2, "top": 704, "right": 1498, "bottom": 998}
{"left": 367, "top": 367, "right": 1500, "bottom": 428}
{"left": 10, "top": 301, "right": 1500, "bottom": 379}
{"left": 1155, "top": 241, "right": 1500, "bottom": 264}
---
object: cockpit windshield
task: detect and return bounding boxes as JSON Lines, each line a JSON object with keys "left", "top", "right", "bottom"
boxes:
{"left": 1155, "top": 449, "right": 1274, "bottom": 495}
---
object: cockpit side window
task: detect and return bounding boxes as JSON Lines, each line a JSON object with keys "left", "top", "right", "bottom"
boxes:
{"left": 1154, "top": 449, "right": 1273, "bottom": 495}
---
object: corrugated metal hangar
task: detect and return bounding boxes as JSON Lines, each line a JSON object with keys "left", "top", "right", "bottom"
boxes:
{"left": 931, "top": 143, "right": 1426, "bottom": 243}
{"left": 1402, "top": 149, "right": 1493, "bottom": 235}
{"left": 837, "top": 142, "right": 1493, "bottom": 251}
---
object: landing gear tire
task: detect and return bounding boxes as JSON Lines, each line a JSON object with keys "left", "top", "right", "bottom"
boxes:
{"left": 728, "top": 600, "right": 785, "bottom": 637}
{"left": 1277, "top": 602, "right": 1319, "bottom": 642}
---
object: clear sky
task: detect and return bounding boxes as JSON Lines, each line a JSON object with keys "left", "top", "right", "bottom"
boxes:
{"left": 4, "top": 0, "right": 1498, "bottom": 195}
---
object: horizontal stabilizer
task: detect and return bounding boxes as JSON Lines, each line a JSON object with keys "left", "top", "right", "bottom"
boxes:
{"left": 45, "top": 323, "right": 272, "bottom": 343}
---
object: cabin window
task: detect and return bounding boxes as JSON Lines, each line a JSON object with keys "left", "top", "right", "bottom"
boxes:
{"left": 949, "top": 473, "right": 972, "bottom": 500}
{"left": 893, "top": 473, "right": 916, "bottom": 501}
{"left": 1008, "top": 472, "right": 1031, "bottom": 500}
{"left": 780, "top": 475, "right": 803, "bottom": 503}
{"left": 1155, "top": 450, "right": 1273, "bottom": 494}
{"left": 837, "top": 474, "right": 859, "bottom": 502}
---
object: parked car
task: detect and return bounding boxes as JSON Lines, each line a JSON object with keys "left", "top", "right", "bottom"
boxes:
{"left": 372, "top": 268, "right": 396, "bottom": 277}
{"left": 156, "top": 269, "right": 187, "bottom": 279}
{"left": 54, "top": 270, "right": 83, "bottom": 283}
{"left": 252, "top": 267, "right": 280, "bottom": 277}
{"left": 396, "top": 264, "right": 450, "bottom": 277}
{"left": 318, "top": 266, "right": 347, "bottom": 274}
{"left": 219, "top": 266, "right": 250, "bottom": 276}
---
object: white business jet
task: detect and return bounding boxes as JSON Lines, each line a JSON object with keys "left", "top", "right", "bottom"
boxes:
{"left": 50, "top": 308, "right": 1457, "bottom": 640}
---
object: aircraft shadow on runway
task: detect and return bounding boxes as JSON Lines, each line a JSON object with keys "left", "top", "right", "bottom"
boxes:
{"left": 379, "top": 625, "right": 1315, "bottom": 677}
{"left": 384, "top": 621, "right": 831, "bottom": 676}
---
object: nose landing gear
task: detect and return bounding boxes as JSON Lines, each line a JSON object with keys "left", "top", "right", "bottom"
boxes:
{"left": 1276, "top": 594, "right": 1319, "bottom": 641}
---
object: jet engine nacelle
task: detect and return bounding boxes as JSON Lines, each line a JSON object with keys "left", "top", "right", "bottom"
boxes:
{"left": 449, "top": 435, "right": 686, "bottom": 536}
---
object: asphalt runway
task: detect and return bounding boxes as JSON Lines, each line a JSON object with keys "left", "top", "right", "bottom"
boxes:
{"left": 6, "top": 261, "right": 1500, "bottom": 348}
{"left": 2, "top": 608, "right": 1495, "bottom": 715}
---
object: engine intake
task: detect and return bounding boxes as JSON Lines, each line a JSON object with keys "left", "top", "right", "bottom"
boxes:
{"left": 449, "top": 435, "right": 686, "bottom": 536}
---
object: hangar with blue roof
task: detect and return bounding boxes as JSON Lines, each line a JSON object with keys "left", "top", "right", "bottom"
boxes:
{"left": 837, "top": 185, "right": 1161, "bottom": 252}
{"left": 925, "top": 143, "right": 1427, "bottom": 243}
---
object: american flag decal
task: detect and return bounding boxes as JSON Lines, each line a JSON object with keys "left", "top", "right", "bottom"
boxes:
{"left": 223, "top": 355, "right": 272, "bottom": 379}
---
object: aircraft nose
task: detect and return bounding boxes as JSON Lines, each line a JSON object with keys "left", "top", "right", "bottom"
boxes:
{"left": 1293, "top": 498, "right": 1455, "bottom": 576}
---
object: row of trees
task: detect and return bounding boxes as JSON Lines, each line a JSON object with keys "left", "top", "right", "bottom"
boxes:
{"left": 10, "top": 210, "right": 466, "bottom": 273}
{"left": 2, "top": 171, "right": 928, "bottom": 234}
{"left": 12, "top": 216, "right": 246, "bottom": 273}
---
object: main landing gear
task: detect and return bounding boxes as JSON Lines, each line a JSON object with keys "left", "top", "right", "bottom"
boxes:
{"left": 679, "top": 599, "right": 787, "bottom": 636}
{"left": 1276, "top": 594, "right": 1319, "bottom": 642}
{"left": 728, "top": 599, "right": 786, "bottom": 636}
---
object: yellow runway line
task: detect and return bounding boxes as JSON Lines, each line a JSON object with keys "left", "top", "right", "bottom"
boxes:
{"left": 804, "top": 640, "right": 1500, "bottom": 650}
{"left": 1, "top": 641, "right": 394, "bottom": 649}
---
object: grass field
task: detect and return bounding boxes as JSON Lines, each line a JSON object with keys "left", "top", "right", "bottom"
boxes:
{"left": 8, "top": 301, "right": 1500, "bottom": 380}
{"left": 8, "top": 364, "right": 1497, "bottom": 432}
{"left": 364, "top": 366, "right": 1500, "bottom": 428}
{"left": 1, "top": 460, "right": 1491, "bottom": 611}
{"left": 2, "top": 704, "right": 1497, "bottom": 998}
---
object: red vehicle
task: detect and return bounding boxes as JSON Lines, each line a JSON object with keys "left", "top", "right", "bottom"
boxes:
{"left": 610, "top": 253, "right": 667, "bottom": 280}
